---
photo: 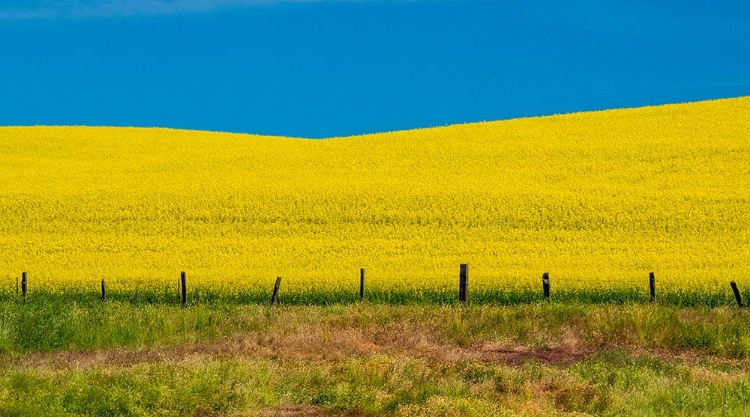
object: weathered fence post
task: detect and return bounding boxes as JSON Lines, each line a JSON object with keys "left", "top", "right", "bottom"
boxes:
{"left": 360, "top": 268, "right": 365, "bottom": 300}
{"left": 21, "top": 272, "right": 27, "bottom": 300}
{"left": 542, "top": 272, "right": 550, "bottom": 302}
{"left": 649, "top": 272, "right": 656, "bottom": 303}
{"left": 181, "top": 271, "right": 187, "bottom": 306}
{"left": 16, "top": 277, "right": 18, "bottom": 295}
{"left": 459, "top": 264, "right": 468, "bottom": 304}
{"left": 730, "top": 281, "right": 743, "bottom": 307}
{"left": 271, "top": 277, "right": 282, "bottom": 306}
{"left": 101, "top": 279, "right": 107, "bottom": 301}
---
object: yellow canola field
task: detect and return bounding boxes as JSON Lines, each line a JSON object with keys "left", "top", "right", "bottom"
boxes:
{"left": 0, "top": 97, "right": 749, "bottom": 295}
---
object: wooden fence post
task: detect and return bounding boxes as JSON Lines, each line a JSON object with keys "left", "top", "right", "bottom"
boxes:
{"left": 360, "top": 268, "right": 365, "bottom": 300}
{"left": 16, "top": 277, "right": 18, "bottom": 296}
{"left": 730, "top": 281, "right": 743, "bottom": 307}
{"left": 271, "top": 277, "right": 282, "bottom": 306}
{"left": 542, "top": 272, "right": 550, "bottom": 302}
{"left": 459, "top": 264, "right": 468, "bottom": 304}
{"left": 649, "top": 272, "right": 656, "bottom": 303}
{"left": 101, "top": 279, "right": 107, "bottom": 301}
{"left": 181, "top": 271, "right": 187, "bottom": 306}
{"left": 21, "top": 272, "right": 27, "bottom": 300}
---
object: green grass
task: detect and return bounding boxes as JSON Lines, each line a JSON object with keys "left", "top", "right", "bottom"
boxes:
{"left": 2, "top": 302, "right": 750, "bottom": 416}
{"left": 4, "top": 353, "right": 750, "bottom": 416}
{"left": 1, "top": 299, "right": 750, "bottom": 356}
{"left": 1, "top": 283, "right": 747, "bottom": 307}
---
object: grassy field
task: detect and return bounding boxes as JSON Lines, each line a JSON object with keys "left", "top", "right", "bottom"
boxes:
{"left": 2, "top": 301, "right": 750, "bottom": 416}
{"left": 1, "top": 97, "right": 749, "bottom": 300}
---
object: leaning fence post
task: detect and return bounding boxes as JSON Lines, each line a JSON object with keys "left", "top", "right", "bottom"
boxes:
{"left": 21, "top": 272, "right": 27, "bottom": 300}
{"left": 649, "top": 272, "right": 656, "bottom": 303}
{"left": 360, "top": 268, "right": 365, "bottom": 300}
{"left": 101, "top": 279, "right": 107, "bottom": 301}
{"left": 181, "top": 271, "right": 187, "bottom": 306}
{"left": 730, "top": 281, "right": 743, "bottom": 307}
{"left": 542, "top": 272, "right": 550, "bottom": 302}
{"left": 271, "top": 277, "right": 282, "bottom": 306}
{"left": 459, "top": 264, "right": 469, "bottom": 304}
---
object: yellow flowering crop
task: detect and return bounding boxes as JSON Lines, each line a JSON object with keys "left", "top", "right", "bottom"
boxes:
{"left": 0, "top": 97, "right": 748, "bottom": 298}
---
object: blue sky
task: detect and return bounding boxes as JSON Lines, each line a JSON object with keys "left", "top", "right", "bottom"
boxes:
{"left": 0, "top": 0, "right": 748, "bottom": 138}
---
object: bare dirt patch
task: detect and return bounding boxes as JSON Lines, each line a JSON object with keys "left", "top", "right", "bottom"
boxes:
{"left": 254, "top": 404, "right": 334, "bottom": 417}
{"left": 477, "top": 344, "right": 594, "bottom": 366}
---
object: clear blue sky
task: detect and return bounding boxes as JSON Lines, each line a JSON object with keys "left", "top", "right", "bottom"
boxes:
{"left": 1, "top": 0, "right": 748, "bottom": 138}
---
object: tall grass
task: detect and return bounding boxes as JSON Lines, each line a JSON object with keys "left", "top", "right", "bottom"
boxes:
{"left": 0, "top": 283, "right": 746, "bottom": 307}
{"left": 2, "top": 302, "right": 750, "bottom": 416}
{"left": 2, "top": 300, "right": 750, "bottom": 357}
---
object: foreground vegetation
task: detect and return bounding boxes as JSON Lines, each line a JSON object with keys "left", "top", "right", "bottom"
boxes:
{"left": 1, "top": 282, "right": 749, "bottom": 307}
{"left": 2, "top": 301, "right": 750, "bottom": 416}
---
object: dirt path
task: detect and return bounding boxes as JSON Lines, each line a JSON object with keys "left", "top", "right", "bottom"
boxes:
{"left": 7, "top": 327, "right": 603, "bottom": 370}
{"left": 6, "top": 321, "right": 748, "bottom": 371}
{"left": 6, "top": 331, "right": 684, "bottom": 368}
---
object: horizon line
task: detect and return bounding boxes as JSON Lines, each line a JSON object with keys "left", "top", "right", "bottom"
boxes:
{"left": 0, "top": 95, "right": 746, "bottom": 139}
